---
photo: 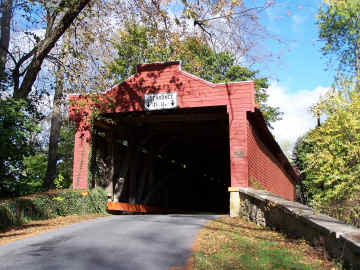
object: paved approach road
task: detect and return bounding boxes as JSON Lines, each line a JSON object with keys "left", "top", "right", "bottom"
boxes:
{"left": 0, "top": 215, "right": 217, "bottom": 270}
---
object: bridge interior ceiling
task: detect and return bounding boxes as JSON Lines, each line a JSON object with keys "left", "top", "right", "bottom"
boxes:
{"left": 90, "top": 106, "right": 230, "bottom": 213}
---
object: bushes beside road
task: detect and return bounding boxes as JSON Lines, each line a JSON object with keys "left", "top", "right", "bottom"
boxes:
{"left": 0, "top": 188, "right": 108, "bottom": 231}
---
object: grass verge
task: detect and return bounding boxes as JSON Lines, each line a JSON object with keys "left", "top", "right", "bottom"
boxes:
{"left": 193, "top": 216, "right": 340, "bottom": 270}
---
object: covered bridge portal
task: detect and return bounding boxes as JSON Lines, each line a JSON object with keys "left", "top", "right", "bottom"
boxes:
{"left": 69, "top": 62, "right": 297, "bottom": 216}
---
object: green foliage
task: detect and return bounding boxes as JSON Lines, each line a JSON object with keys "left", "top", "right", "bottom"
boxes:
{"left": 293, "top": 83, "right": 360, "bottom": 227}
{"left": 107, "top": 24, "right": 282, "bottom": 126}
{"left": 0, "top": 102, "right": 75, "bottom": 197}
{"left": 23, "top": 153, "right": 48, "bottom": 192}
{"left": 303, "top": 89, "right": 360, "bottom": 203}
{"left": 317, "top": 0, "right": 360, "bottom": 78}
{"left": 107, "top": 25, "right": 170, "bottom": 81}
{"left": 55, "top": 121, "right": 75, "bottom": 188}
{"left": 54, "top": 174, "right": 65, "bottom": 189}
{"left": 0, "top": 188, "right": 108, "bottom": 230}
{"left": 0, "top": 98, "right": 41, "bottom": 197}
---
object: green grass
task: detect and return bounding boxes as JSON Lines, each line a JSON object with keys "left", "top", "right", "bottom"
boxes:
{"left": 193, "top": 216, "right": 338, "bottom": 270}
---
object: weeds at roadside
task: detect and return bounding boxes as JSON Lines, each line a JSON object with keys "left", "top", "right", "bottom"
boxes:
{"left": 193, "top": 216, "right": 340, "bottom": 270}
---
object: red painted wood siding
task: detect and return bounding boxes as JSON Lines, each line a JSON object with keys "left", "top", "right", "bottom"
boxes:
{"left": 247, "top": 122, "right": 296, "bottom": 200}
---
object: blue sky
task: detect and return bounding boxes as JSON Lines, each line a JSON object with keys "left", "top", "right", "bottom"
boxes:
{"left": 260, "top": 0, "right": 335, "bottom": 91}
{"left": 254, "top": 0, "right": 335, "bottom": 149}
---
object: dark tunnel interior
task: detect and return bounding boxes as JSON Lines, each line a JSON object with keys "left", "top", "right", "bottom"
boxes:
{"left": 89, "top": 105, "right": 231, "bottom": 213}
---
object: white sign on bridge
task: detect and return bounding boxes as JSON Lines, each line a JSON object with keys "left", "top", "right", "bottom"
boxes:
{"left": 144, "top": 92, "right": 177, "bottom": 111}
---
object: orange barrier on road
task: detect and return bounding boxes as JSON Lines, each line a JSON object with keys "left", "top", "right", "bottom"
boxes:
{"left": 106, "top": 201, "right": 166, "bottom": 213}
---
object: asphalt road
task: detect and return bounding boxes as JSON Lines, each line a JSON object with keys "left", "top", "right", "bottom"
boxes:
{"left": 0, "top": 214, "right": 217, "bottom": 270}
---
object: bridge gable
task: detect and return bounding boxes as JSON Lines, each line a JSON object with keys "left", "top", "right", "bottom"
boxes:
{"left": 100, "top": 61, "right": 255, "bottom": 115}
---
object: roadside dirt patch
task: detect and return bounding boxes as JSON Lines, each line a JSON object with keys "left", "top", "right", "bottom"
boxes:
{"left": 0, "top": 214, "right": 106, "bottom": 246}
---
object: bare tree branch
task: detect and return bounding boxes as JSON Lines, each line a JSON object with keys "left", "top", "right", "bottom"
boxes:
{"left": 13, "top": 0, "right": 91, "bottom": 99}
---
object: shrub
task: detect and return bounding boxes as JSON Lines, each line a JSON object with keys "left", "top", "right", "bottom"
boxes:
{"left": 0, "top": 188, "right": 108, "bottom": 231}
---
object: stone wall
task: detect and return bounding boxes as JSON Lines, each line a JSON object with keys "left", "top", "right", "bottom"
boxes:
{"left": 236, "top": 187, "right": 360, "bottom": 270}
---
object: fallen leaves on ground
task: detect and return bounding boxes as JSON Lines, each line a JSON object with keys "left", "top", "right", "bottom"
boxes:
{"left": 0, "top": 214, "right": 106, "bottom": 246}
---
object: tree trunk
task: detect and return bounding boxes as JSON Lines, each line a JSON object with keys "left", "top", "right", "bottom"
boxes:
{"left": 0, "top": 0, "right": 13, "bottom": 86}
{"left": 12, "top": 0, "right": 90, "bottom": 99}
{"left": 44, "top": 64, "right": 64, "bottom": 189}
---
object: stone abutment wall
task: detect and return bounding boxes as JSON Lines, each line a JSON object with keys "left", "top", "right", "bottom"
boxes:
{"left": 236, "top": 187, "right": 360, "bottom": 270}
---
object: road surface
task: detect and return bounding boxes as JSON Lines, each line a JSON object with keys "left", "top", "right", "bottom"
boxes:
{"left": 0, "top": 214, "right": 217, "bottom": 270}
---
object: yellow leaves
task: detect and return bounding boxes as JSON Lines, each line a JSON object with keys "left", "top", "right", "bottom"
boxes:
{"left": 304, "top": 88, "right": 360, "bottom": 204}
{"left": 324, "top": 0, "right": 347, "bottom": 7}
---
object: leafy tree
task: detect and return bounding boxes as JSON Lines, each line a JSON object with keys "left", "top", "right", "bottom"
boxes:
{"left": 0, "top": 98, "right": 40, "bottom": 197}
{"left": 300, "top": 88, "right": 360, "bottom": 205}
{"left": 107, "top": 24, "right": 282, "bottom": 125}
{"left": 318, "top": 0, "right": 360, "bottom": 82}
{"left": 44, "top": 31, "right": 70, "bottom": 189}
{"left": 291, "top": 75, "right": 360, "bottom": 226}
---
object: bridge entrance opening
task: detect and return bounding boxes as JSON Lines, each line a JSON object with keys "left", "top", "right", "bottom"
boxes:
{"left": 90, "top": 105, "right": 230, "bottom": 213}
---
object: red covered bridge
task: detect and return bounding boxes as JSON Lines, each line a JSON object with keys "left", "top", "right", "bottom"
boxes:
{"left": 68, "top": 61, "right": 297, "bottom": 216}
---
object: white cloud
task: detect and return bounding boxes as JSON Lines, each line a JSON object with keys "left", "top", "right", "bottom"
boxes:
{"left": 266, "top": 82, "right": 329, "bottom": 147}
{"left": 292, "top": 14, "right": 306, "bottom": 25}
{"left": 291, "top": 14, "right": 307, "bottom": 32}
